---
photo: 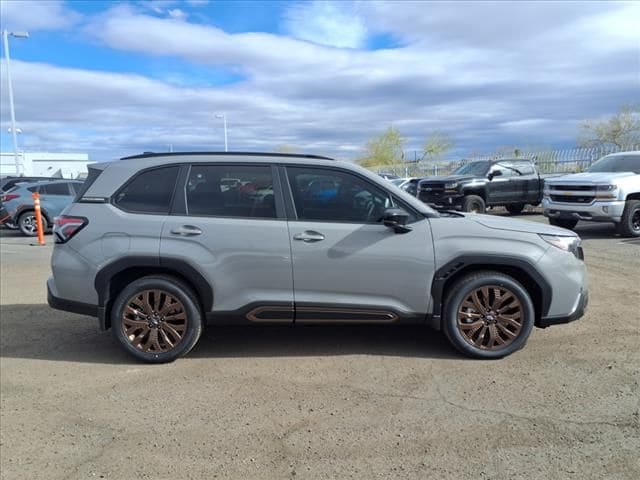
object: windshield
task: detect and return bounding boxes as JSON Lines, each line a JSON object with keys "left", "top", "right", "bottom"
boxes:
{"left": 452, "top": 161, "right": 490, "bottom": 176}
{"left": 587, "top": 154, "right": 640, "bottom": 174}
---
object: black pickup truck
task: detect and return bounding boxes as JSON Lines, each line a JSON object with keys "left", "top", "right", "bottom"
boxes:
{"left": 418, "top": 159, "right": 544, "bottom": 214}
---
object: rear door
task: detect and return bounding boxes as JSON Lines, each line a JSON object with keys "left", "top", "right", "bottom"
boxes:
{"left": 39, "top": 182, "right": 75, "bottom": 218}
{"left": 283, "top": 165, "right": 435, "bottom": 322}
{"left": 160, "top": 163, "right": 294, "bottom": 321}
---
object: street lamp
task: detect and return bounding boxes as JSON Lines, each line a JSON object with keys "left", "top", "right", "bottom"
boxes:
{"left": 2, "top": 30, "right": 29, "bottom": 176}
{"left": 215, "top": 113, "right": 228, "bottom": 152}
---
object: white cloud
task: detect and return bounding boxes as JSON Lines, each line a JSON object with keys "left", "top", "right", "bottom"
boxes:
{"left": 167, "top": 8, "right": 187, "bottom": 20}
{"left": 0, "top": 0, "right": 81, "bottom": 31}
{"left": 283, "top": 1, "right": 368, "bottom": 49}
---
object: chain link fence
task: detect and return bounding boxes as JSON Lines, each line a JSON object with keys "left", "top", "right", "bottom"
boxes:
{"left": 370, "top": 144, "right": 640, "bottom": 177}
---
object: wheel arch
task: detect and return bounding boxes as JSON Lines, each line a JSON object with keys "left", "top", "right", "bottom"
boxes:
{"left": 625, "top": 192, "right": 640, "bottom": 201}
{"left": 430, "top": 255, "right": 552, "bottom": 329}
{"left": 461, "top": 187, "right": 487, "bottom": 202}
{"left": 95, "top": 256, "right": 214, "bottom": 330}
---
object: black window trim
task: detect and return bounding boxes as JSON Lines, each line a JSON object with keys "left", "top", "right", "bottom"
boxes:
{"left": 280, "top": 164, "right": 424, "bottom": 225}
{"left": 180, "top": 162, "right": 286, "bottom": 221}
{"left": 111, "top": 164, "right": 183, "bottom": 216}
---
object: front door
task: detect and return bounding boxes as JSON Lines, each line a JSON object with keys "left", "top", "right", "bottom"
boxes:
{"left": 283, "top": 166, "right": 435, "bottom": 323}
{"left": 161, "top": 164, "right": 294, "bottom": 322}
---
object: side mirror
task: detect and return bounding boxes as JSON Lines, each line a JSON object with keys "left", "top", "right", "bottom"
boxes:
{"left": 383, "top": 208, "right": 412, "bottom": 234}
{"left": 488, "top": 170, "right": 502, "bottom": 180}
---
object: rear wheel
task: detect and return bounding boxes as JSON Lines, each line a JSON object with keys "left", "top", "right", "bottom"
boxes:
{"left": 442, "top": 271, "right": 535, "bottom": 359}
{"left": 616, "top": 200, "right": 640, "bottom": 237}
{"left": 506, "top": 203, "right": 525, "bottom": 215}
{"left": 462, "top": 195, "right": 486, "bottom": 214}
{"left": 18, "top": 211, "right": 48, "bottom": 237}
{"left": 548, "top": 217, "right": 578, "bottom": 230}
{"left": 111, "top": 275, "right": 203, "bottom": 363}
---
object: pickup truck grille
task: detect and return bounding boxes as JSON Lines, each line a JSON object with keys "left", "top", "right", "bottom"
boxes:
{"left": 546, "top": 184, "right": 595, "bottom": 204}
{"left": 419, "top": 183, "right": 445, "bottom": 193}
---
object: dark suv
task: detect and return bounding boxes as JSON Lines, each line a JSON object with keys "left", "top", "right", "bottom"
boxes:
{"left": 48, "top": 152, "right": 587, "bottom": 363}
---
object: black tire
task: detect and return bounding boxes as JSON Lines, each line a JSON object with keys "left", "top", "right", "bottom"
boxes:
{"left": 548, "top": 217, "right": 578, "bottom": 230}
{"left": 616, "top": 200, "right": 640, "bottom": 237}
{"left": 462, "top": 195, "right": 486, "bottom": 214}
{"left": 111, "top": 275, "right": 203, "bottom": 363}
{"left": 506, "top": 203, "right": 525, "bottom": 215}
{"left": 442, "top": 271, "right": 535, "bottom": 359}
{"left": 18, "top": 211, "right": 48, "bottom": 237}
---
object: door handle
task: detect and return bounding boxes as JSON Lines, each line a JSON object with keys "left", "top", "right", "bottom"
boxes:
{"left": 170, "top": 225, "right": 203, "bottom": 236}
{"left": 293, "top": 230, "right": 325, "bottom": 243}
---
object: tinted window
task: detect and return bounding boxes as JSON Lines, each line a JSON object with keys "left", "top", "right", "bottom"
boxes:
{"left": 115, "top": 166, "right": 180, "bottom": 214}
{"left": 453, "top": 161, "right": 491, "bottom": 176}
{"left": 513, "top": 162, "right": 535, "bottom": 175}
{"left": 186, "top": 165, "right": 276, "bottom": 218}
{"left": 490, "top": 164, "right": 514, "bottom": 178}
{"left": 41, "top": 183, "right": 71, "bottom": 195}
{"left": 287, "top": 167, "right": 392, "bottom": 223}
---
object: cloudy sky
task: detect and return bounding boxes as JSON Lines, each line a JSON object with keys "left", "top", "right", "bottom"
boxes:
{"left": 0, "top": 0, "right": 638, "bottom": 161}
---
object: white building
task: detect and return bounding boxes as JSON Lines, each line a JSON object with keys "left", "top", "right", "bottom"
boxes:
{"left": 0, "top": 152, "right": 91, "bottom": 179}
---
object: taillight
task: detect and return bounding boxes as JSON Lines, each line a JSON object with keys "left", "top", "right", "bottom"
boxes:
{"left": 1, "top": 193, "right": 19, "bottom": 202}
{"left": 53, "top": 215, "right": 88, "bottom": 243}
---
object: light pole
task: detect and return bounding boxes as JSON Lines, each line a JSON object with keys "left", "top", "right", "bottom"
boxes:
{"left": 215, "top": 113, "right": 228, "bottom": 152}
{"left": 2, "top": 30, "right": 29, "bottom": 176}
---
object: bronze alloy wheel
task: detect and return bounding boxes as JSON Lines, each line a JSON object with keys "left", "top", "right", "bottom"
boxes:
{"left": 121, "top": 289, "right": 187, "bottom": 353}
{"left": 456, "top": 285, "right": 523, "bottom": 350}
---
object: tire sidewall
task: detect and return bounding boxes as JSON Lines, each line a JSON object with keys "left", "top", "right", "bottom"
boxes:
{"left": 111, "top": 277, "right": 203, "bottom": 363}
{"left": 620, "top": 200, "right": 640, "bottom": 238}
{"left": 443, "top": 274, "right": 535, "bottom": 359}
{"left": 463, "top": 195, "right": 486, "bottom": 214}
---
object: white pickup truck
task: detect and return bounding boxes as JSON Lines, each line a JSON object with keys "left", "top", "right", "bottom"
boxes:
{"left": 543, "top": 151, "right": 640, "bottom": 237}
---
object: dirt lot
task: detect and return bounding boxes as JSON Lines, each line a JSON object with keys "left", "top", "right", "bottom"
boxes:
{"left": 1, "top": 216, "right": 639, "bottom": 480}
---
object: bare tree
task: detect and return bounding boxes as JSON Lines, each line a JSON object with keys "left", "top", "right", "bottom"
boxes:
{"left": 578, "top": 104, "right": 640, "bottom": 148}
{"left": 422, "top": 132, "right": 453, "bottom": 161}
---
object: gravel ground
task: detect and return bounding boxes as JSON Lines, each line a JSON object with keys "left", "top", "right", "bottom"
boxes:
{"left": 1, "top": 216, "right": 639, "bottom": 480}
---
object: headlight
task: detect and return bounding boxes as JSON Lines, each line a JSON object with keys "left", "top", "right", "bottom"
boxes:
{"left": 595, "top": 184, "right": 618, "bottom": 199}
{"left": 444, "top": 182, "right": 458, "bottom": 189}
{"left": 539, "top": 234, "right": 584, "bottom": 260}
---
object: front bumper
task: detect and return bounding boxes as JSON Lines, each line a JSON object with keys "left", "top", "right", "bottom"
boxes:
{"left": 542, "top": 198, "right": 625, "bottom": 222}
{"left": 538, "top": 288, "right": 588, "bottom": 328}
{"left": 418, "top": 192, "right": 464, "bottom": 209}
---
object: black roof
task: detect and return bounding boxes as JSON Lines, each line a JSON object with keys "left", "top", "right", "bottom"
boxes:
{"left": 120, "top": 151, "right": 335, "bottom": 161}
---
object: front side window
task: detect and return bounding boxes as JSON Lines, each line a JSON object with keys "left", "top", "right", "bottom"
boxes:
{"left": 490, "top": 164, "right": 514, "bottom": 178}
{"left": 186, "top": 165, "right": 276, "bottom": 218}
{"left": 286, "top": 167, "right": 392, "bottom": 223}
{"left": 587, "top": 154, "right": 640, "bottom": 174}
{"left": 114, "top": 166, "right": 180, "bottom": 214}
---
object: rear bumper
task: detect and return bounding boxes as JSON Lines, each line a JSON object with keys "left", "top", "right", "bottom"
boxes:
{"left": 47, "top": 276, "right": 102, "bottom": 317}
{"left": 538, "top": 288, "right": 588, "bottom": 328}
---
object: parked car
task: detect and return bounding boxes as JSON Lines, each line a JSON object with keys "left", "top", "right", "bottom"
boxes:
{"left": 543, "top": 151, "right": 640, "bottom": 237}
{"left": 379, "top": 173, "right": 400, "bottom": 180}
{"left": 2, "top": 180, "right": 84, "bottom": 236}
{"left": 391, "top": 177, "right": 421, "bottom": 196}
{"left": 418, "top": 159, "right": 545, "bottom": 214}
{"left": 48, "top": 152, "right": 587, "bottom": 363}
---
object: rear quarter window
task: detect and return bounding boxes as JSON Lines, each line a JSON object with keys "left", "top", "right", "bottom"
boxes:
{"left": 114, "top": 166, "right": 180, "bottom": 214}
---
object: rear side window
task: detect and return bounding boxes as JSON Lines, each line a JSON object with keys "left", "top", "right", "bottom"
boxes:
{"left": 186, "top": 165, "right": 276, "bottom": 218}
{"left": 114, "top": 166, "right": 180, "bottom": 214}
{"left": 41, "top": 183, "right": 72, "bottom": 195}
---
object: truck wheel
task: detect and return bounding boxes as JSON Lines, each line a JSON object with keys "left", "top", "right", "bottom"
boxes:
{"left": 616, "top": 200, "right": 640, "bottom": 237}
{"left": 462, "top": 195, "right": 486, "bottom": 214}
{"left": 549, "top": 218, "right": 578, "bottom": 230}
{"left": 442, "top": 271, "right": 535, "bottom": 359}
{"left": 506, "top": 203, "right": 525, "bottom": 215}
{"left": 111, "top": 275, "right": 204, "bottom": 363}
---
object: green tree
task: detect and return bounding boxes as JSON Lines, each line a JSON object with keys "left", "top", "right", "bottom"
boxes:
{"left": 422, "top": 132, "right": 453, "bottom": 161}
{"left": 358, "top": 126, "right": 405, "bottom": 167}
{"left": 578, "top": 104, "right": 640, "bottom": 148}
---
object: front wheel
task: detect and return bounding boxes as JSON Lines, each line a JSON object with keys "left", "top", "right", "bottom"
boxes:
{"left": 111, "top": 275, "right": 203, "bottom": 363}
{"left": 616, "top": 200, "right": 640, "bottom": 237}
{"left": 462, "top": 195, "right": 486, "bottom": 214}
{"left": 442, "top": 271, "right": 535, "bottom": 359}
{"left": 548, "top": 217, "right": 578, "bottom": 230}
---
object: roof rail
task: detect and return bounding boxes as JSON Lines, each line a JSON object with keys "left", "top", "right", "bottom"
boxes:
{"left": 120, "top": 151, "right": 335, "bottom": 161}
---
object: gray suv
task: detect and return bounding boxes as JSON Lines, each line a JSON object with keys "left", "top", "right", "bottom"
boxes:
{"left": 48, "top": 152, "right": 588, "bottom": 362}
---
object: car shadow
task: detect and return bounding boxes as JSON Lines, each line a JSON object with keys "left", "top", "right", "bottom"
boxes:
{"left": 0, "top": 304, "right": 458, "bottom": 364}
